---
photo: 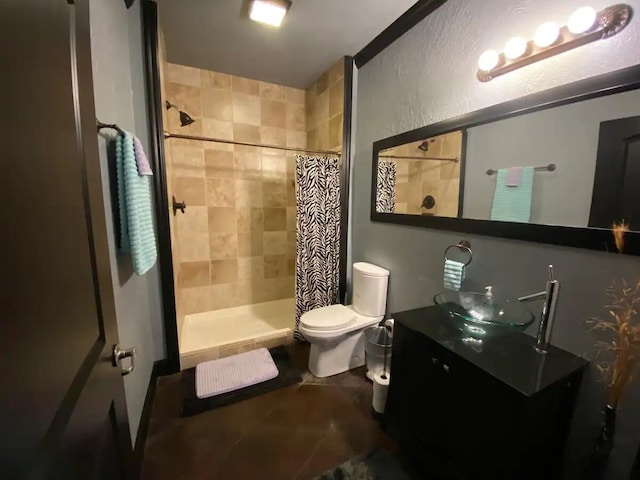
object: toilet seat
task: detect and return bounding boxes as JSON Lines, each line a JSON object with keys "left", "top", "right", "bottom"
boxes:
{"left": 300, "top": 304, "right": 355, "bottom": 331}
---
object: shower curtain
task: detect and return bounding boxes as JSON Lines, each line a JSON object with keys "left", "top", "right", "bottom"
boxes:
{"left": 294, "top": 156, "right": 341, "bottom": 335}
{"left": 376, "top": 160, "right": 397, "bottom": 213}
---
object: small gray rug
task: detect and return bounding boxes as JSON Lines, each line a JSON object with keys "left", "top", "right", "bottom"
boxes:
{"left": 313, "top": 450, "right": 411, "bottom": 480}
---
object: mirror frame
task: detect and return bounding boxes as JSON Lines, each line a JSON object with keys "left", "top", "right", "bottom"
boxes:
{"left": 371, "top": 64, "right": 640, "bottom": 256}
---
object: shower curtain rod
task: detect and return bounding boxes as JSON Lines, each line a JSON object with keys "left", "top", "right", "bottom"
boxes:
{"left": 379, "top": 154, "right": 458, "bottom": 162}
{"left": 164, "top": 132, "right": 341, "bottom": 157}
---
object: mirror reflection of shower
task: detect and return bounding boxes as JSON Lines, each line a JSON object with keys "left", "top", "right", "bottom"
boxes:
{"left": 165, "top": 100, "right": 196, "bottom": 127}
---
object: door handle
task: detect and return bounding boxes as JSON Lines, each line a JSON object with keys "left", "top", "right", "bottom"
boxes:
{"left": 113, "top": 345, "right": 136, "bottom": 376}
{"left": 172, "top": 196, "right": 186, "bottom": 215}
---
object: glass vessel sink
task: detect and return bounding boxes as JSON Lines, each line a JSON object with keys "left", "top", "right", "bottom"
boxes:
{"left": 434, "top": 291, "right": 535, "bottom": 339}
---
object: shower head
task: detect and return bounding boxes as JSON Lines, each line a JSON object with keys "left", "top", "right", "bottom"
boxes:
{"left": 165, "top": 101, "right": 196, "bottom": 127}
{"left": 417, "top": 140, "right": 430, "bottom": 152}
{"left": 179, "top": 111, "right": 196, "bottom": 127}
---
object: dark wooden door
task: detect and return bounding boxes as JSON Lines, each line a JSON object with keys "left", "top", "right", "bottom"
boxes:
{"left": 589, "top": 116, "right": 640, "bottom": 230}
{"left": 0, "top": 1, "right": 133, "bottom": 479}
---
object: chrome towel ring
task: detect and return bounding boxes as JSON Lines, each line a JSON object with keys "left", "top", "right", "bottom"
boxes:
{"left": 444, "top": 240, "right": 473, "bottom": 266}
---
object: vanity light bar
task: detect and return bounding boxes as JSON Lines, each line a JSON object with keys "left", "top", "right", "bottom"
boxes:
{"left": 477, "top": 4, "right": 632, "bottom": 82}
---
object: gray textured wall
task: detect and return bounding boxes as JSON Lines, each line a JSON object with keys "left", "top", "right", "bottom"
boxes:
{"left": 90, "top": 0, "right": 165, "bottom": 443}
{"left": 351, "top": 0, "right": 640, "bottom": 477}
{"left": 463, "top": 88, "right": 640, "bottom": 226}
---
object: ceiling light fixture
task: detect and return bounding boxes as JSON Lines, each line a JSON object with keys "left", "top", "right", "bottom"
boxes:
{"left": 477, "top": 3, "right": 632, "bottom": 82}
{"left": 249, "top": 0, "right": 292, "bottom": 28}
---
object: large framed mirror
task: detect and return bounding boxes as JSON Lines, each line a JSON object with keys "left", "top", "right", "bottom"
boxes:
{"left": 371, "top": 64, "right": 640, "bottom": 256}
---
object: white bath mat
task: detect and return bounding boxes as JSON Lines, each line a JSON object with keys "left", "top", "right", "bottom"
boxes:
{"left": 195, "top": 348, "right": 279, "bottom": 399}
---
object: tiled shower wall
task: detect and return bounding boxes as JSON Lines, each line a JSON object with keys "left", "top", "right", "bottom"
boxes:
{"left": 306, "top": 59, "right": 344, "bottom": 151}
{"left": 392, "top": 131, "right": 462, "bottom": 216}
{"left": 163, "top": 63, "right": 306, "bottom": 319}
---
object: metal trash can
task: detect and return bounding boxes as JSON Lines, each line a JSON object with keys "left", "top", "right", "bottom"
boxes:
{"left": 363, "top": 325, "right": 392, "bottom": 380}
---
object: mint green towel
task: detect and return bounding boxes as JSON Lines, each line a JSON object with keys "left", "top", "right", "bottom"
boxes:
{"left": 116, "top": 133, "right": 157, "bottom": 275}
{"left": 490, "top": 166, "right": 534, "bottom": 223}
{"left": 444, "top": 259, "right": 466, "bottom": 291}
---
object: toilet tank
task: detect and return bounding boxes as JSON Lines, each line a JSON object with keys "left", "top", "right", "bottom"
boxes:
{"left": 352, "top": 262, "right": 390, "bottom": 317}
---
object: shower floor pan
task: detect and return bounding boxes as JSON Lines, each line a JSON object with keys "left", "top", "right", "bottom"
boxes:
{"left": 180, "top": 298, "right": 295, "bottom": 370}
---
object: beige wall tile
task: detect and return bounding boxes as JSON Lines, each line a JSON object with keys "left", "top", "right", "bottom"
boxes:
{"left": 209, "top": 233, "right": 237, "bottom": 259}
{"left": 263, "top": 231, "right": 287, "bottom": 255}
{"left": 176, "top": 206, "right": 209, "bottom": 262}
{"left": 286, "top": 231, "right": 296, "bottom": 258}
{"left": 232, "top": 93, "right": 261, "bottom": 125}
{"left": 286, "top": 207, "right": 296, "bottom": 231}
{"left": 259, "top": 126, "right": 286, "bottom": 147}
{"left": 180, "top": 261, "right": 210, "bottom": 288}
{"left": 260, "top": 99, "right": 285, "bottom": 128}
{"left": 233, "top": 148, "right": 261, "bottom": 180}
{"left": 232, "top": 76, "right": 260, "bottom": 96}
{"left": 286, "top": 131, "right": 306, "bottom": 149}
{"left": 260, "top": 82, "right": 286, "bottom": 100}
{"left": 166, "top": 63, "right": 201, "bottom": 87}
{"left": 315, "top": 71, "right": 330, "bottom": 95}
{"left": 206, "top": 178, "right": 235, "bottom": 206}
{"left": 172, "top": 145, "right": 204, "bottom": 178}
{"left": 202, "top": 71, "right": 231, "bottom": 89}
{"left": 285, "top": 103, "right": 306, "bottom": 132}
{"left": 233, "top": 123, "right": 261, "bottom": 143}
{"left": 262, "top": 155, "right": 286, "bottom": 177}
{"left": 202, "top": 119, "right": 233, "bottom": 140}
{"left": 285, "top": 87, "right": 305, "bottom": 105}
{"left": 315, "top": 123, "right": 330, "bottom": 151}
{"left": 329, "top": 79, "right": 344, "bottom": 118}
{"left": 236, "top": 207, "right": 264, "bottom": 233}
{"left": 235, "top": 179, "right": 263, "bottom": 207}
{"left": 181, "top": 286, "right": 213, "bottom": 315}
{"left": 211, "top": 283, "right": 242, "bottom": 311}
{"left": 237, "top": 232, "right": 263, "bottom": 257}
{"left": 208, "top": 207, "right": 237, "bottom": 233}
{"left": 202, "top": 88, "right": 233, "bottom": 122}
{"left": 263, "top": 180, "right": 286, "bottom": 207}
{"left": 328, "top": 59, "right": 345, "bottom": 84}
{"left": 264, "top": 255, "right": 288, "bottom": 279}
{"left": 329, "top": 114, "right": 343, "bottom": 150}
{"left": 287, "top": 178, "right": 296, "bottom": 207}
{"left": 287, "top": 257, "right": 295, "bottom": 276}
{"left": 166, "top": 82, "right": 202, "bottom": 117}
{"left": 237, "top": 257, "right": 264, "bottom": 284}
{"left": 205, "top": 150, "right": 234, "bottom": 178}
{"left": 174, "top": 177, "right": 206, "bottom": 206}
{"left": 211, "top": 259, "right": 238, "bottom": 284}
{"left": 264, "top": 208, "right": 286, "bottom": 231}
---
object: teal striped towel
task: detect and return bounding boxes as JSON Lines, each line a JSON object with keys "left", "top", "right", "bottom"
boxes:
{"left": 116, "top": 133, "right": 157, "bottom": 275}
{"left": 444, "top": 259, "right": 465, "bottom": 291}
{"left": 490, "top": 166, "right": 534, "bottom": 222}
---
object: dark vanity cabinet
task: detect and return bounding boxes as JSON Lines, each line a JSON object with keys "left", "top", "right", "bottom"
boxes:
{"left": 385, "top": 306, "right": 589, "bottom": 480}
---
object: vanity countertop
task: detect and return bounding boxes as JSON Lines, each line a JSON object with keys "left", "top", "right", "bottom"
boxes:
{"left": 393, "top": 305, "right": 589, "bottom": 397}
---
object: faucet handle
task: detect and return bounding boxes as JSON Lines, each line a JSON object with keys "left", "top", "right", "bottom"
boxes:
{"left": 548, "top": 265, "right": 555, "bottom": 281}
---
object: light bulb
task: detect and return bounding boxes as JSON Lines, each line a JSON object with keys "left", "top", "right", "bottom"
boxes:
{"left": 534, "top": 22, "right": 560, "bottom": 47}
{"left": 568, "top": 6, "right": 597, "bottom": 34}
{"left": 504, "top": 37, "right": 528, "bottom": 60}
{"left": 478, "top": 50, "right": 500, "bottom": 71}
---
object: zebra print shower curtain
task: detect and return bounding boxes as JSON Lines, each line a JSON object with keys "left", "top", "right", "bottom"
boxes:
{"left": 294, "top": 156, "right": 341, "bottom": 334}
{"left": 376, "top": 160, "right": 397, "bottom": 213}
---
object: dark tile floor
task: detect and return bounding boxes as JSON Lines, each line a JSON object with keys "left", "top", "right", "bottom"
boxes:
{"left": 141, "top": 344, "right": 397, "bottom": 480}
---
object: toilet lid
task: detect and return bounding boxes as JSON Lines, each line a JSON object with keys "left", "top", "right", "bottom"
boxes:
{"left": 300, "top": 304, "right": 355, "bottom": 331}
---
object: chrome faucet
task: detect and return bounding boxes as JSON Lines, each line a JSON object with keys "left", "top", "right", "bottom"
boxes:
{"left": 518, "top": 265, "right": 560, "bottom": 354}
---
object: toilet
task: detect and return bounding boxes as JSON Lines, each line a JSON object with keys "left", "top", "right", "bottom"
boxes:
{"left": 299, "top": 262, "right": 390, "bottom": 378}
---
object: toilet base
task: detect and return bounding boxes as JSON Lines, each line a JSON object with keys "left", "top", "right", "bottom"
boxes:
{"left": 308, "top": 330, "right": 366, "bottom": 378}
